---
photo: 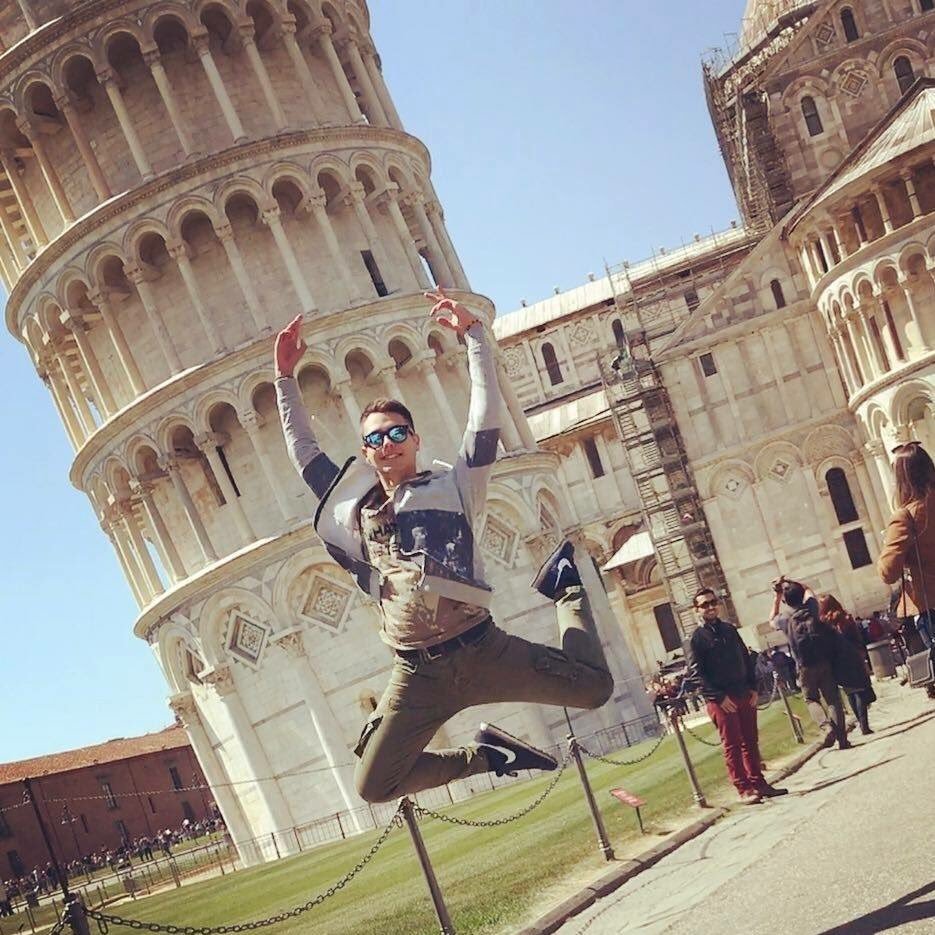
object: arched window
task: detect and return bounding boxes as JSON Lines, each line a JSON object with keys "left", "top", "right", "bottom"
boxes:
{"left": 611, "top": 318, "right": 625, "bottom": 348}
{"left": 894, "top": 56, "right": 915, "bottom": 95}
{"left": 801, "top": 96, "right": 823, "bottom": 137}
{"left": 770, "top": 279, "right": 787, "bottom": 309}
{"left": 922, "top": 0, "right": 935, "bottom": 11}
{"left": 542, "top": 342, "right": 563, "bottom": 385}
{"left": 841, "top": 8, "right": 859, "bottom": 41}
{"left": 826, "top": 467, "right": 859, "bottom": 524}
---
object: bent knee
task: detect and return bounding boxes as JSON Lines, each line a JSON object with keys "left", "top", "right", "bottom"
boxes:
{"left": 579, "top": 669, "right": 614, "bottom": 709}
{"left": 354, "top": 765, "right": 399, "bottom": 804}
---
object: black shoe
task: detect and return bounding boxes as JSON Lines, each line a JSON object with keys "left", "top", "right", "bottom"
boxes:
{"left": 475, "top": 723, "right": 558, "bottom": 777}
{"left": 532, "top": 540, "right": 581, "bottom": 600}
{"left": 755, "top": 784, "right": 789, "bottom": 798}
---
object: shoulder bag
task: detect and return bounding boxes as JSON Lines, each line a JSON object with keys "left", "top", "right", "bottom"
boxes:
{"left": 903, "top": 509, "right": 935, "bottom": 688}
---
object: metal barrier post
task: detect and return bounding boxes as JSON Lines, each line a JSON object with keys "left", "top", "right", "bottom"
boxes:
{"left": 567, "top": 735, "right": 615, "bottom": 861}
{"left": 776, "top": 676, "right": 804, "bottom": 743}
{"left": 64, "top": 895, "right": 91, "bottom": 935}
{"left": 669, "top": 711, "right": 707, "bottom": 807}
{"left": 399, "top": 797, "right": 455, "bottom": 935}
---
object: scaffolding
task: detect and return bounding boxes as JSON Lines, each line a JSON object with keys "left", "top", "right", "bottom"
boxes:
{"left": 599, "top": 243, "right": 744, "bottom": 637}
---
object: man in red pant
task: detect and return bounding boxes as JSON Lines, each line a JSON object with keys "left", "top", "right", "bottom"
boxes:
{"left": 687, "top": 588, "right": 787, "bottom": 804}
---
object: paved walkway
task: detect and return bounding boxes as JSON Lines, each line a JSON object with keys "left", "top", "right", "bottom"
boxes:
{"left": 557, "top": 680, "right": 935, "bottom": 935}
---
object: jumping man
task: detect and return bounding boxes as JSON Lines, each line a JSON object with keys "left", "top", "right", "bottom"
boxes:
{"left": 274, "top": 291, "right": 614, "bottom": 803}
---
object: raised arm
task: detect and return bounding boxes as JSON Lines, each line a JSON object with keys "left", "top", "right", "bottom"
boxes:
{"left": 425, "top": 289, "right": 502, "bottom": 516}
{"left": 274, "top": 315, "right": 339, "bottom": 498}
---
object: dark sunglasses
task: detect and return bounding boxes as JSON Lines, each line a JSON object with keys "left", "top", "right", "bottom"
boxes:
{"left": 362, "top": 424, "right": 412, "bottom": 449}
{"left": 696, "top": 600, "right": 718, "bottom": 609}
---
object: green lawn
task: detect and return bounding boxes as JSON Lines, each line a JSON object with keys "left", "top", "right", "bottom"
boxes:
{"left": 96, "top": 701, "right": 819, "bottom": 935}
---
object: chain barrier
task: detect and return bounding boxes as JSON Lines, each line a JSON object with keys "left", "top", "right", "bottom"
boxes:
{"left": 48, "top": 914, "right": 68, "bottom": 935}
{"left": 757, "top": 681, "right": 779, "bottom": 711}
{"left": 578, "top": 730, "right": 667, "bottom": 767}
{"left": 84, "top": 803, "right": 405, "bottom": 934}
{"left": 412, "top": 748, "right": 573, "bottom": 828}
{"left": 682, "top": 721, "right": 721, "bottom": 747}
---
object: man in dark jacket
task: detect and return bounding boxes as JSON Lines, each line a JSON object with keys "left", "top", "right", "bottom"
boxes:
{"left": 688, "top": 588, "right": 787, "bottom": 804}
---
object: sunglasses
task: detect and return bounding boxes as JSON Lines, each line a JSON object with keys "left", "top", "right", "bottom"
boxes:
{"left": 696, "top": 600, "right": 718, "bottom": 609}
{"left": 362, "top": 424, "right": 412, "bottom": 450}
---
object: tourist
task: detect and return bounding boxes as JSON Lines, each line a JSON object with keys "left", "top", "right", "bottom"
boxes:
{"left": 878, "top": 442, "right": 935, "bottom": 651}
{"left": 274, "top": 290, "right": 614, "bottom": 803}
{"left": 768, "top": 647, "right": 797, "bottom": 692}
{"left": 687, "top": 588, "right": 787, "bottom": 804}
{"left": 771, "top": 578, "right": 850, "bottom": 749}
{"left": 818, "top": 594, "right": 875, "bottom": 735}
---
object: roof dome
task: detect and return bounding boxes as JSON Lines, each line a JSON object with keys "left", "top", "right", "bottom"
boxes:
{"left": 739, "top": 0, "right": 813, "bottom": 51}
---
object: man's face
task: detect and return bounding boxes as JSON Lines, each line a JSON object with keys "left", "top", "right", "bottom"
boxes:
{"left": 695, "top": 593, "right": 719, "bottom": 623}
{"left": 361, "top": 410, "right": 420, "bottom": 487}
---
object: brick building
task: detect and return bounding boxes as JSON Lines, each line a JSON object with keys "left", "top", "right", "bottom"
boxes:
{"left": 0, "top": 727, "right": 212, "bottom": 880}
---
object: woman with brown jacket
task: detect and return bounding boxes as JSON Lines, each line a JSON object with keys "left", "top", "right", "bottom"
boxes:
{"left": 877, "top": 442, "right": 935, "bottom": 648}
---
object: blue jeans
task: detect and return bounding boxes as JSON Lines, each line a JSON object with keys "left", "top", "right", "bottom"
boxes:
{"left": 916, "top": 610, "right": 934, "bottom": 649}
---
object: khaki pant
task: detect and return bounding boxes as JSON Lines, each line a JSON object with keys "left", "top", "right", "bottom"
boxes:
{"left": 354, "top": 586, "right": 614, "bottom": 803}
{"left": 800, "top": 660, "right": 846, "bottom": 746}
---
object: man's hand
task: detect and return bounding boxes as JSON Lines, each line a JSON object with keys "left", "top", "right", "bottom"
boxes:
{"left": 719, "top": 696, "right": 737, "bottom": 714}
{"left": 425, "top": 287, "right": 480, "bottom": 337}
{"left": 748, "top": 690, "right": 758, "bottom": 706}
{"left": 275, "top": 315, "right": 306, "bottom": 378}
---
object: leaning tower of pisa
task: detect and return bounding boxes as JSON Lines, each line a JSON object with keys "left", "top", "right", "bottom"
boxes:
{"left": 2, "top": 0, "right": 645, "bottom": 861}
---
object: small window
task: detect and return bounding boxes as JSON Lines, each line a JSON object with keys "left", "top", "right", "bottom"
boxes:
{"left": 181, "top": 801, "right": 196, "bottom": 823}
{"left": 826, "top": 467, "right": 859, "bottom": 525}
{"left": 654, "top": 603, "right": 681, "bottom": 653}
{"left": 168, "top": 766, "right": 183, "bottom": 791}
{"left": 699, "top": 352, "right": 717, "bottom": 377}
{"left": 883, "top": 301, "right": 905, "bottom": 361}
{"left": 115, "top": 819, "right": 129, "bottom": 843}
{"left": 148, "top": 796, "right": 157, "bottom": 815}
{"left": 361, "top": 249, "right": 388, "bottom": 297}
{"left": 216, "top": 446, "right": 240, "bottom": 498}
{"left": 894, "top": 56, "right": 915, "bottom": 95}
{"left": 0, "top": 814, "right": 10, "bottom": 839}
{"left": 611, "top": 318, "right": 625, "bottom": 348}
{"left": 7, "top": 850, "right": 24, "bottom": 878}
{"left": 851, "top": 205, "right": 868, "bottom": 243}
{"left": 770, "top": 279, "right": 786, "bottom": 309}
{"left": 80, "top": 814, "right": 89, "bottom": 833}
{"left": 101, "top": 780, "right": 118, "bottom": 810}
{"left": 841, "top": 8, "right": 859, "bottom": 41}
{"left": 801, "top": 96, "right": 823, "bottom": 136}
{"left": 843, "top": 528, "right": 872, "bottom": 569}
{"left": 582, "top": 436, "right": 605, "bottom": 478}
{"left": 922, "top": 0, "right": 935, "bottom": 11}
{"left": 814, "top": 239, "right": 829, "bottom": 274}
{"left": 684, "top": 289, "right": 700, "bottom": 311}
{"left": 542, "top": 342, "right": 563, "bottom": 386}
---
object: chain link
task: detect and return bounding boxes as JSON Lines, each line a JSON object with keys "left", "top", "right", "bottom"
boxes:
{"left": 85, "top": 804, "right": 404, "bottom": 934}
{"left": 682, "top": 722, "right": 721, "bottom": 747}
{"left": 757, "top": 681, "right": 779, "bottom": 711}
{"left": 48, "top": 915, "right": 68, "bottom": 935}
{"left": 578, "top": 729, "right": 667, "bottom": 767}
{"left": 412, "top": 749, "right": 573, "bottom": 828}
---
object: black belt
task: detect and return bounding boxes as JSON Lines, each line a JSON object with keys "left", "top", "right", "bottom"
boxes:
{"left": 396, "top": 618, "right": 492, "bottom": 664}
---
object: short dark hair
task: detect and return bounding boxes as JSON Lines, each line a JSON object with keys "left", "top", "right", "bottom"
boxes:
{"left": 781, "top": 580, "right": 806, "bottom": 608}
{"left": 693, "top": 588, "right": 717, "bottom": 606}
{"left": 359, "top": 397, "right": 415, "bottom": 431}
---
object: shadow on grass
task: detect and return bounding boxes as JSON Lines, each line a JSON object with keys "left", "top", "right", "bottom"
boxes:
{"left": 818, "top": 879, "right": 935, "bottom": 934}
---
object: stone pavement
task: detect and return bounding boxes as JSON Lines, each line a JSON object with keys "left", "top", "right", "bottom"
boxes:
{"left": 555, "top": 680, "right": 935, "bottom": 935}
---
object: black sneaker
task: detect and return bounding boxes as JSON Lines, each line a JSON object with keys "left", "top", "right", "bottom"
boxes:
{"left": 475, "top": 723, "right": 558, "bottom": 777}
{"left": 531, "top": 540, "right": 581, "bottom": 600}
{"left": 755, "top": 784, "right": 789, "bottom": 798}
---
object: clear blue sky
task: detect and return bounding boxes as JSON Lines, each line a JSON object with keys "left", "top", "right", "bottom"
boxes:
{"left": 0, "top": 1, "right": 745, "bottom": 762}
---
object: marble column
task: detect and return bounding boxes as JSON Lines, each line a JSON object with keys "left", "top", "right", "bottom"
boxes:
{"left": 89, "top": 289, "right": 144, "bottom": 395}
{"left": 60, "top": 310, "right": 115, "bottom": 416}
{"left": 830, "top": 328, "right": 857, "bottom": 397}
{"left": 333, "top": 378, "right": 361, "bottom": 426}
{"left": 414, "top": 356, "right": 460, "bottom": 447}
{"left": 305, "top": 190, "right": 357, "bottom": 298}
{"left": 52, "top": 339, "right": 95, "bottom": 433}
{"left": 98, "top": 69, "right": 153, "bottom": 180}
{"left": 378, "top": 186, "right": 430, "bottom": 287}
{"left": 345, "top": 182, "right": 394, "bottom": 291}
{"left": 56, "top": 95, "right": 111, "bottom": 200}
{"left": 496, "top": 357, "right": 535, "bottom": 450}
{"left": 130, "top": 477, "right": 187, "bottom": 582}
{"left": 280, "top": 21, "right": 325, "bottom": 123}
{"left": 897, "top": 275, "right": 927, "bottom": 351}
{"left": 0, "top": 198, "right": 26, "bottom": 268}
{"left": 159, "top": 455, "right": 218, "bottom": 564}
{"left": 378, "top": 365, "right": 408, "bottom": 409}
{"left": 15, "top": 0, "right": 36, "bottom": 30}
{"left": 407, "top": 192, "right": 454, "bottom": 287}
{"left": 126, "top": 264, "right": 181, "bottom": 372}
{"left": 262, "top": 207, "right": 317, "bottom": 311}
{"left": 240, "top": 27, "right": 288, "bottom": 131}
{"left": 168, "top": 692, "right": 253, "bottom": 854}
{"left": 852, "top": 455, "right": 885, "bottom": 549}
{"left": 865, "top": 440, "right": 894, "bottom": 514}
{"left": 0, "top": 149, "right": 47, "bottom": 246}
{"left": 18, "top": 119, "right": 73, "bottom": 223}
{"left": 116, "top": 497, "right": 164, "bottom": 597}
{"left": 871, "top": 185, "right": 893, "bottom": 235}
{"left": 102, "top": 513, "right": 146, "bottom": 606}
{"left": 195, "top": 34, "right": 247, "bottom": 143}
{"left": 195, "top": 432, "right": 255, "bottom": 545}
{"left": 313, "top": 21, "right": 364, "bottom": 123}
{"left": 858, "top": 306, "right": 886, "bottom": 376}
{"left": 39, "top": 358, "right": 82, "bottom": 448}
{"left": 275, "top": 631, "right": 363, "bottom": 828}
{"left": 204, "top": 665, "right": 298, "bottom": 851}
{"left": 901, "top": 170, "right": 922, "bottom": 219}
{"left": 216, "top": 222, "right": 266, "bottom": 333}
{"left": 144, "top": 48, "right": 196, "bottom": 157}
{"left": 361, "top": 42, "right": 403, "bottom": 129}
{"left": 241, "top": 411, "right": 294, "bottom": 521}
{"left": 843, "top": 311, "right": 867, "bottom": 384}
{"left": 168, "top": 241, "right": 224, "bottom": 353}
{"left": 342, "top": 35, "right": 387, "bottom": 125}
{"left": 425, "top": 199, "right": 469, "bottom": 290}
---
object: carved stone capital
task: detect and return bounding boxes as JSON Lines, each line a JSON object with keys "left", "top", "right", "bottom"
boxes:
{"left": 215, "top": 221, "right": 234, "bottom": 243}
{"left": 304, "top": 189, "right": 328, "bottom": 212}
{"left": 195, "top": 431, "right": 226, "bottom": 452}
{"left": 142, "top": 46, "right": 163, "bottom": 69}
{"left": 261, "top": 206, "right": 282, "bottom": 228}
{"left": 166, "top": 239, "right": 189, "bottom": 262}
{"left": 864, "top": 439, "right": 885, "bottom": 458}
{"left": 311, "top": 20, "right": 334, "bottom": 39}
{"left": 59, "top": 309, "right": 85, "bottom": 333}
{"left": 240, "top": 410, "right": 264, "bottom": 434}
{"left": 275, "top": 629, "right": 307, "bottom": 659}
{"left": 203, "top": 664, "right": 235, "bottom": 696}
{"left": 169, "top": 692, "right": 198, "bottom": 726}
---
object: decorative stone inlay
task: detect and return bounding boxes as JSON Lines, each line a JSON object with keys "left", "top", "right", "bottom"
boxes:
{"left": 568, "top": 323, "right": 594, "bottom": 347}
{"left": 481, "top": 513, "right": 518, "bottom": 566}
{"left": 815, "top": 21, "right": 836, "bottom": 47}
{"left": 503, "top": 345, "right": 527, "bottom": 379}
{"left": 300, "top": 573, "right": 353, "bottom": 631}
{"left": 228, "top": 612, "right": 268, "bottom": 665}
{"left": 768, "top": 458, "right": 793, "bottom": 483}
{"left": 839, "top": 70, "right": 868, "bottom": 99}
{"left": 722, "top": 474, "right": 746, "bottom": 498}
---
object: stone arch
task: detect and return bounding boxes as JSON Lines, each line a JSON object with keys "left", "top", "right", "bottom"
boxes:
{"left": 866, "top": 404, "right": 889, "bottom": 441}
{"left": 238, "top": 369, "right": 277, "bottom": 414}
{"left": 533, "top": 483, "right": 567, "bottom": 530}
{"left": 98, "top": 22, "right": 150, "bottom": 63}
{"left": 897, "top": 242, "right": 928, "bottom": 276}
{"left": 349, "top": 154, "right": 388, "bottom": 194}
{"left": 320, "top": 1, "right": 349, "bottom": 33}
{"left": 145, "top": 3, "right": 202, "bottom": 44}
{"left": 877, "top": 37, "right": 928, "bottom": 77}
{"left": 194, "top": 387, "right": 242, "bottom": 433}
{"left": 167, "top": 196, "right": 224, "bottom": 241}
{"left": 870, "top": 257, "right": 900, "bottom": 290}
{"left": 704, "top": 459, "right": 756, "bottom": 500}
{"left": 22, "top": 316, "right": 44, "bottom": 360}
{"left": 891, "top": 379, "right": 935, "bottom": 425}
{"left": 56, "top": 267, "right": 94, "bottom": 309}
{"left": 86, "top": 244, "right": 130, "bottom": 288}
{"left": 156, "top": 413, "right": 198, "bottom": 454}
{"left": 124, "top": 218, "right": 172, "bottom": 262}
{"left": 385, "top": 159, "right": 415, "bottom": 193}
{"left": 425, "top": 325, "right": 456, "bottom": 355}
{"left": 271, "top": 546, "right": 355, "bottom": 634}
{"left": 198, "top": 586, "right": 280, "bottom": 668}
{"left": 157, "top": 623, "right": 202, "bottom": 694}
{"left": 35, "top": 293, "right": 63, "bottom": 335}
{"left": 264, "top": 162, "right": 315, "bottom": 204}
{"left": 103, "top": 454, "right": 133, "bottom": 496}
{"left": 17, "top": 73, "right": 64, "bottom": 130}
{"left": 126, "top": 434, "right": 163, "bottom": 475}
{"left": 217, "top": 177, "right": 274, "bottom": 216}
{"left": 336, "top": 335, "right": 383, "bottom": 375}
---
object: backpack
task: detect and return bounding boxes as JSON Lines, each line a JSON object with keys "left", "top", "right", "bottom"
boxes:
{"left": 789, "top": 606, "right": 833, "bottom": 666}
